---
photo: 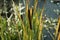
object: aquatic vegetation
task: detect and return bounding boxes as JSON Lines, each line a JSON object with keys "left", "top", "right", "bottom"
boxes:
{"left": 0, "top": 0, "right": 60, "bottom": 40}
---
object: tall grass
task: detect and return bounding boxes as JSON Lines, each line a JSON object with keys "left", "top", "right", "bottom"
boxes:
{"left": 0, "top": 0, "right": 60, "bottom": 40}
{"left": 55, "top": 17, "right": 60, "bottom": 40}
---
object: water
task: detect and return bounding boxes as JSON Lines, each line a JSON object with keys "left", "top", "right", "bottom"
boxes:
{"left": 30, "top": 0, "right": 60, "bottom": 18}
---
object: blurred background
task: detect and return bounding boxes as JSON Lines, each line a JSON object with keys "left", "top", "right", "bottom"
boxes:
{"left": 0, "top": 0, "right": 60, "bottom": 40}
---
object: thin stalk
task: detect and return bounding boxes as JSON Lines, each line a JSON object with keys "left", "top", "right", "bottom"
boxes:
{"left": 55, "top": 17, "right": 60, "bottom": 40}
{"left": 17, "top": 10, "right": 28, "bottom": 40}
{"left": 16, "top": 5, "right": 28, "bottom": 40}
{"left": 1, "top": 27, "right": 4, "bottom": 40}
{"left": 38, "top": 0, "right": 46, "bottom": 40}
{"left": 58, "top": 17, "right": 60, "bottom": 40}
{"left": 33, "top": 0, "right": 38, "bottom": 14}
{"left": 29, "top": 8, "right": 33, "bottom": 40}
{"left": 0, "top": 16, "right": 4, "bottom": 40}
{"left": 25, "top": 0, "right": 31, "bottom": 29}
{"left": 58, "top": 33, "right": 60, "bottom": 40}
{"left": 25, "top": 0, "right": 33, "bottom": 40}
{"left": 38, "top": 6, "right": 44, "bottom": 40}
{"left": 33, "top": 0, "right": 38, "bottom": 32}
{"left": 33, "top": 0, "right": 38, "bottom": 40}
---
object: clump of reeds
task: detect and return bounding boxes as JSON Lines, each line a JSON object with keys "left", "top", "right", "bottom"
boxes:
{"left": 0, "top": 0, "right": 60, "bottom": 40}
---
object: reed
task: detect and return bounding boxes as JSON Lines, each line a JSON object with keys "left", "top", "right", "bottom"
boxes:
{"left": 0, "top": 0, "right": 59, "bottom": 40}
{"left": 55, "top": 17, "right": 60, "bottom": 40}
{"left": 38, "top": 0, "right": 46, "bottom": 40}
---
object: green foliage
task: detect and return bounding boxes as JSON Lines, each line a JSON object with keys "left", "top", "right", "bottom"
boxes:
{"left": 0, "top": 0, "right": 59, "bottom": 40}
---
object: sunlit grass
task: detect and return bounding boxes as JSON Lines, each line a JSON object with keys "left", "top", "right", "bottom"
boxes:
{"left": 0, "top": 0, "right": 60, "bottom": 40}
